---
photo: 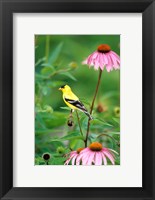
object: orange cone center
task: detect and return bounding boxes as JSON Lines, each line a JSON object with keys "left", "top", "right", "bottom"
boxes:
{"left": 97, "top": 44, "right": 111, "bottom": 53}
{"left": 77, "top": 147, "right": 84, "bottom": 154}
{"left": 89, "top": 142, "right": 103, "bottom": 151}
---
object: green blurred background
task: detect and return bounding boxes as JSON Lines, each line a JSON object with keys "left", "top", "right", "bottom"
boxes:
{"left": 35, "top": 35, "right": 120, "bottom": 165}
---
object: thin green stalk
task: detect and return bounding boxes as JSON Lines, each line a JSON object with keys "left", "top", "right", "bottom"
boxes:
{"left": 85, "top": 69, "right": 103, "bottom": 147}
{"left": 45, "top": 35, "right": 50, "bottom": 63}
{"left": 76, "top": 110, "right": 83, "bottom": 136}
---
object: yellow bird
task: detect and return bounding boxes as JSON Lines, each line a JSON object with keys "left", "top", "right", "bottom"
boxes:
{"left": 59, "top": 85, "right": 93, "bottom": 120}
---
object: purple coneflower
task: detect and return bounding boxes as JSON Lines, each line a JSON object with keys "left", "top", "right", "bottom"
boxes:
{"left": 64, "top": 142, "right": 118, "bottom": 166}
{"left": 83, "top": 44, "right": 120, "bottom": 72}
{"left": 83, "top": 44, "right": 120, "bottom": 147}
{"left": 64, "top": 148, "right": 84, "bottom": 165}
{"left": 76, "top": 142, "right": 118, "bottom": 165}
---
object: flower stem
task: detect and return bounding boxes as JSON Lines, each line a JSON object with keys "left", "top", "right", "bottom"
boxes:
{"left": 45, "top": 35, "right": 50, "bottom": 63}
{"left": 85, "top": 69, "right": 103, "bottom": 147}
{"left": 76, "top": 110, "right": 83, "bottom": 136}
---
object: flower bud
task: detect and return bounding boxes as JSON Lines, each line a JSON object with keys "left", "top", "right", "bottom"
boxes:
{"left": 67, "top": 119, "right": 73, "bottom": 127}
{"left": 42, "top": 153, "right": 51, "bottom": 161}
{"left": 69, "top": 62, "right": 78, "bottom": 69}
{"left": 57, "top": 146, "right": 65, "bottom": 154}
{"left": 114, "top": 107, "right": 120, "bottom": 117}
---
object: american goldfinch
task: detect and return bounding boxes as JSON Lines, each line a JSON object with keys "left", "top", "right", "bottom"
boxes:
{"left": 59, "top": 85, "right": 93, "bottom": 120}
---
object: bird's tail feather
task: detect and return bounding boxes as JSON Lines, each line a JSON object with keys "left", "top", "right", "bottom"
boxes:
{"left": 83, "top": 111, "right": 93, "bottom": 120}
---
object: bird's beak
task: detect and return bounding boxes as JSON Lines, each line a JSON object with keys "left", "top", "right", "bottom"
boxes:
{"left": 58, "top": 88, "right": 62, "bottom": 91}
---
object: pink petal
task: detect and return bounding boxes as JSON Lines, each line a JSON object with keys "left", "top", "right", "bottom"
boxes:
{"left": 94, "top": 54, "right": 100, "bottom": 70}
{"left": 82, "top": 60, "right": 87, "bottom": 65}
{"left": 101, "top": 153, "right": 107, "bottom": 165}
{"left": 87, "top": 52, "right": 98, "bottom": 65}
{"left": 111, "top": 52, "right": 120, "bottom": 67}
{"left": 76, "top": 151, "right": 89, "bottom": 165}
{"left": 92, "top": 51, "right": 98, "bottom": 59}
{"left": 107, "top": 53, "right": 113, "bottom": 66}
{"left": 86, "top": 151, "right": 95, "bottom": 165}
{"left": 108, "top": 148, "right": 119, "bottom": 155}
{"left": 87, "top": 55, "right": 93, "bottom": 65}
{"left": 99, "top": 53, "right": 104, "bottom": 70}
{"left": 81, "top": 152, "right": 90, "bottom": 165}
{"left": 71, "top": 154, "right": 78, "bottom": 165}
{"left": 109, "top": 53, "right": 118, "bottom": 67}
{"left": 111, "top": 51, "right": 120, "bottom": 60}
{"left": 102, "top": 53, "right": 108, "bottom": 65}
{"left": 70, "top": 151, "right": 77, "bottom": 156}
{"left": 110, "top": 54, "right": 120, "bottom": 69}
{"left": 94, "top": 152, "right": 102, "bottom": 165}
{"left": 64, "top": 153, "right": 75, "bottom": 165}
{"left": 103, "top": 150, "right": 115, "bottom": 165}
{"left": 106, "top": 65, "right": 113, "bottom": 72}
{"left": 105, "top": 54, "right": 113, "bottom": 72}
{"left": 80, "top": 147, "right": 90, "bottom": 154}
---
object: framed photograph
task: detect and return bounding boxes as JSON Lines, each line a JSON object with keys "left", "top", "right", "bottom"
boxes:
{"left": 0, "top": 0, "right": 154, "bottom": 199}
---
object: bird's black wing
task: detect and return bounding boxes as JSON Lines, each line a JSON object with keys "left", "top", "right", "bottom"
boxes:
{"left": 64, "top": 98, "right": 87, "bottom": 112}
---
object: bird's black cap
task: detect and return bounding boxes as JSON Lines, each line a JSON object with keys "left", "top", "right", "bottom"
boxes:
{"left": 60, "top": 85, "right": 66, "bottom": 89}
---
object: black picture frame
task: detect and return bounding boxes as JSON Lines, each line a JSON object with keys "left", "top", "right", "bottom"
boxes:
{"left": 0, "top": 0, "right": 155, "bottom": 199}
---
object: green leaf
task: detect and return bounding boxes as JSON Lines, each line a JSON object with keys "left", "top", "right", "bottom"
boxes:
{"left": 101, "top": 91, "right": 119, "bottom": 101}
{"left": 109, "top": 132, "right": 120, "bottom": 135}
{"left": 35, "top": 57, "right": 46, "bottom": 67}
{"left": 88, "top": 133, "right": 98, "bottom": 142}
{"left": 51, "top": 131, "right": 84, "bottom": 142}
{"left": 42, "top": 87, "right": 49, "bottom": 96}
{"left": 41, "top": 67, "right": 54, "bottom": 75}
{"left": 48, "top": 42, "right": 63, "bottom": 64}
{"left": 60, "top": 107, "right": 71, "bottom": 111}
{"left": 59, "top": 72, "right": 77, "bottom": 81}
{"left": 69, "top": 139, "right": 85, "bottom": 150}
{"left": 35, "top": 113, "right": 46, "bottom": 129}
{"left": 42, "top": 112, "right": 67, "bottom": 128}
{"left": 47, "top": 81, "right": 65, "bottom": 88}
{"left": 91, "top": 118, "right": 113, "bottom": 127}
{"left": 112, "top": 118, "right": 120, "bottom": 124}
{"left": 35, "top": 128, "right": 55, "bottom": 134}
{"left": 35, "top": 73, "right": 48, "bottom": 80}
{"left": 49, "top": 157, "right": 66, "bottom": 165}
{"left": 79, "top": 97, "right": 91, "bottom": 106}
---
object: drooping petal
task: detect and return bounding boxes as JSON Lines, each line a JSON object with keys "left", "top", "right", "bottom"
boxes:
{"left": 70, "top": 151, "right": 77, "bottom": 156}
{"left": 107, "top": 53, "right": 113, "bottom": 66}
{"left": 87, "top": 54, "right": 93, "bottom": 65}
{"left": 81, "top": 152, "right": 91, "bottom": 165}
{"left": 98, "top": 53, "right": 104, "bottom": 70}
{"left": 103, "top": 150, "right": 115, "bottom": 165}
{"left": 80, "top": 147, "right": 91, "bottom": 155}
{"left": 111, "top": 52, "right": 120, "bottom": 67}
{"left": 64, "top": 153, "right": 76, "bottom": 165}
{"left": 109, "top": 53, "right": 118, "bottom": 67}
{"left": 111, "top": 51, "right": 120, "bottom": 61}
{"left": 105, "top": 54, "right": 113, "bottom": 72}
{"left": 76, "top": 150, "right": 89, "bottom": 165}
{"left": 64, "top": 158, "right": 71, "bottom": 165}
{"left": 86, "top": 151, "right": 95, "bottom": 165}
{"left": 101, "top": 152, "right": 107, "bottom": 165}
{"left": 87, "top": 52, "right": 98, "bottom": 65}
{"left": 102, "top": 53, "right": 108, "bottom": 65}
{"left": 94, "top": 152, "right": 102, "bottom": 165}
{"left": 82, "top": 59, "right": 87, "bottom": 65}
{"left": 110, "top": 54, "right": 120, "bottom": 69}
{"left": 71, "top": 154, "right": 78, "bottom": 165}
{"left": 94, "top": 54, "right": 100, "bottom": 70}
{"left": 106, "top": 65, "right": 113, "bottom": 72}
{"left": 92, "top": 51, "right": 98, "bottom": 59}
{"left": 108, "top": 148, "right": 119, "bottom": 155}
